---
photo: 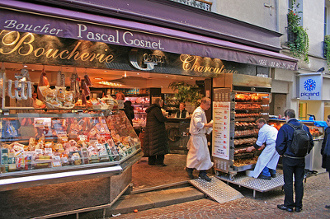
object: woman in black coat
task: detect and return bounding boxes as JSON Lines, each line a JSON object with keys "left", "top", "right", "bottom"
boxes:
{"left": 124, "top": 100, "right": 134, "bottom": 126}
{"left": 143, "top": 98, "right": 169, "bottom": 166}
{"left": 321, "top": 115, "right": 330, "bottom": 208}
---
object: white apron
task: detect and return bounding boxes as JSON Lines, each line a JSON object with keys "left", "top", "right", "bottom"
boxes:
{"left": 252, "top": 124, "right": 280, "bottom": 178}
{"left": 186, "top": 134, "right": 213, "bottom": 170}
{"left": 186, "top": 106, "right": 213, "bottom": 170}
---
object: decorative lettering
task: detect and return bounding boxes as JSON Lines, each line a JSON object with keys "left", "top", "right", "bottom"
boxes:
{"left": 0, "top": 31, "right": 114, "bottom": 64}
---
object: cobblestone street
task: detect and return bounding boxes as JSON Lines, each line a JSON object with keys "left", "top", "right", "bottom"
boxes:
{"left": 115, "top": 172, "right": 330, "bottom": 219}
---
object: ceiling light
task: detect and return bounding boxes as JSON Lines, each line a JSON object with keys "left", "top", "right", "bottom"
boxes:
{"left": 137, "top": 73, "right": 140, "bottom": 75}
{"left": 94, "top": 77, "right": 103, "bottom": 80}
{"left": 98, "top": 81, "right": 123, "bottom": 87}
{"left": 23, "top": 65, "right": 28, "bottom": 68}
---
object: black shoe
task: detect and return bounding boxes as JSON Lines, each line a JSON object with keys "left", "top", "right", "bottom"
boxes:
{"left": 277, "top": 204, "right": 293, "bottom": 212}
{"left": 199, "top": 174, "right": 211, "bottom": 182}
{"left": 325, "top": 205, "right": 330, "bottom": 209}
{"left": 258, "top": 175, "right": 271, "bottom": 180}
{"left": 157, "top": 163, "right": 167, "bottom": 166}
{"left": 295, "top": 207, "right": 302, "bottom": 212}
{"left": 271, "top": 173, "right": 276, "bottom": 178}
{"left": 186, "top": 168, "right": 195, "bottom": 179}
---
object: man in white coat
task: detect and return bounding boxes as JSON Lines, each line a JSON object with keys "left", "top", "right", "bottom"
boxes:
{"left": 246, "top": 118, "right": 280, "bottom": 180}
{"left": 186, "top": 97, "right": 214, "bottom": 181}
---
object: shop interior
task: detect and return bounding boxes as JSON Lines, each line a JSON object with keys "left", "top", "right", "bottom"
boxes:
{"left": 0, "top": 62, "right": 206, "bottom": 189}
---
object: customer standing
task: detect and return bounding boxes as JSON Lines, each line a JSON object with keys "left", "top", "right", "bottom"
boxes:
{"left": 246, "top": 118, "right": 280, "bottom": 180}
{"left": 276, "top": 109, "right": 314, "bottom": 212}
{"left": 186, "top": 97, "right": 213, "bottom": 181}
{"left": 321, "top": 115, "right": 330, "bottom": 209}
{"left": 124, "top": 100, "right": 134, "bottom": 126}
{"left": 143, "top": 98, "right": 169, "bottom": 166}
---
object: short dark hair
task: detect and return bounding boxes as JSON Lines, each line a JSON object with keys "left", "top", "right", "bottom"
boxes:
{"left": 327, "top": 115, "right": 330, "bottom": 120}
{"left": 256, "top": 118, "right": 267, "bottom": 124}
{"left": 284, "top": 109, "right": 295, "bottom": 119}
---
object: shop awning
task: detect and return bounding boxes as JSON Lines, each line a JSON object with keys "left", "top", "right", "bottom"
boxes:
{"left": 0, "top": 0, "right": 298, "bottom": 71}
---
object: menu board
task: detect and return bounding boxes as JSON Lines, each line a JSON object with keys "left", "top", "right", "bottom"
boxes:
{"left": 212, "top": 102, "right": 230, "bottom": 160}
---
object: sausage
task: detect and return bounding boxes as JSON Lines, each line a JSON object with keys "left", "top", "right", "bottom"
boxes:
{"left": 7, "top": 80, "right": 15, "bottom": 99}
{"left": 14, "top": 80, "right": 22, "bottom": 100}
{"left": 84, "top": 74, "right": 92, "bottom": 86}
{"left": 20, "top": 81, "right": 28, "bottom": 100}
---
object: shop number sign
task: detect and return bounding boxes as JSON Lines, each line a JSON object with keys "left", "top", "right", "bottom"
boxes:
{"left": 212, "top": 102, "right": 230, "bottom": 160}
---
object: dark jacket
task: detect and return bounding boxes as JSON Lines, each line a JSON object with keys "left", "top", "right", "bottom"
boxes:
{"left": 143, "top": 104, "right": 169, "bottom": 156}
{"left": 276, "top": 118, "right": 314, "bottom": 157}
{"left": 321, "top": 127, "right": 330, "bottom": 171}
{"left": 124, "top": 105, "right": 134, "bottom": 126}
{"left": 176, "top": 109, "right": 187, "bottom": 118}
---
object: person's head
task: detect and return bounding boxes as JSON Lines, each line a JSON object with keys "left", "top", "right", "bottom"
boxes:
{"left": 179, "top": 102, "right": 185, "bottom": 111}
{"left": 115, "top": 92, "right": 125, "bottom": 100}
{"left": 124, "top": 100, "right": 132, "bottom": 108}
{"left": 32, "top": 93, "right": 38, "bottom": 100}
{"left": 154, "top": 98, "right": 164, "bottom": 107}
{"left": 256, "top": 118, "right": 267, "bottom": 129}
{"left": 200, "top": 97, "right": 211, "bottom": 111}
{"left": 327, "top": 115, "right": 330, "bottom": 127}
{"left": 284, "top": 109, "right": 295, "bottom": 122}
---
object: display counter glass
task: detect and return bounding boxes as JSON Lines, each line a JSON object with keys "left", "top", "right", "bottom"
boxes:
{"left": 0, "top": 110, "right": 141, "bottom": 175}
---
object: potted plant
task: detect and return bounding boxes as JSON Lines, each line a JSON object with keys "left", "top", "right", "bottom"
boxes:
{"left": 324, "top": 35, "right": 330, "bottom": 68}
{"left": 168, "top": 81, "right": 202, "bottom": 113}
{"left": 287, "top": 0, "right": 309, "bottom": 62}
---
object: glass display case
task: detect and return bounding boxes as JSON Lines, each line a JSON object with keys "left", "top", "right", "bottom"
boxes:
{"left": 269, "top": 118, "right": 325, "bottom": 173}
{"left": 268, "top": 119, "right": 324, "bottom": 139}
{"left": 233, "top": 92, "right": 270, "bottom": 170}
{"left": 0, "top": 110, "right": 141, "bottom": 175}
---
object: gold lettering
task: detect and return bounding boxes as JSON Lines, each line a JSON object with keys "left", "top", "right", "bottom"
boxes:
{"left": 80, "top": 52, "right": 90, "bottom": 61}
{"left": 0, "top": 31, "right": 114, "bottom": 64}
{"left": 45, "top": 49, "right": 60, "bottom": 58}
{"left": 34, "top": 48, "right": 45, "bottom": 57}
{"left": 59, "top": 50, "right": 69, "bottom": 59}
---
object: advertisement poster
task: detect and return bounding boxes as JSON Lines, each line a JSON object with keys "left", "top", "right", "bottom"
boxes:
{"left": 212, "top": 102, "right": 230, "bottom": 160}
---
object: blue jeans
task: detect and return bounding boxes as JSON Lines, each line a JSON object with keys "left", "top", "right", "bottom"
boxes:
{"left": 261, "top": 166, "right": 276, "bottom": 177}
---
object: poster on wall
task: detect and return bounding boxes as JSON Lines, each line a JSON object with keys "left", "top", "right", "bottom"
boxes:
{"left": 212, "top": 102, "right": 230, "bottom": 160}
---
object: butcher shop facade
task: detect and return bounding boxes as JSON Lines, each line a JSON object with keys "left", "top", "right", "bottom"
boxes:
{"left": 0, "top": 1, "right": 297, "bottom": 218}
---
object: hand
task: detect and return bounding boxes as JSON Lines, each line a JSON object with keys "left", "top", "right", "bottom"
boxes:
{"left": 246, "top": 146, "right": 254, "bottom": 152}
{"left": 258, "top": 144, "right": 265, "bottom": 150}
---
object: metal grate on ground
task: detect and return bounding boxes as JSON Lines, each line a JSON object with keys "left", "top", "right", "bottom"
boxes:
{"left": 189, "top": 176, "right": 244, "bottom": 203}
{"left": 216, "top": 174, "right": 284, "bottom": 198}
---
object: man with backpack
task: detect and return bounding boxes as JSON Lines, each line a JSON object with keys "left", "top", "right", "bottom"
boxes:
{"left": 276, "top": 109, "right": 314, "bottom": 213}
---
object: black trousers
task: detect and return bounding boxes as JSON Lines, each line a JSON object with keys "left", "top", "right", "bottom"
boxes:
{"left": 282, "top": 156, "right": 305, "bottom": 208}
{"left": 148, "top": 155, "right": 164, "bottom": 165}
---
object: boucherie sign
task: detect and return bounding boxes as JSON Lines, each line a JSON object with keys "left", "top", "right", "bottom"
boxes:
{"left": 0, "top": 30, "right": 230, "bottom": 77}
{"left": 0, "top": 8, "right": 298, "bottom": 71}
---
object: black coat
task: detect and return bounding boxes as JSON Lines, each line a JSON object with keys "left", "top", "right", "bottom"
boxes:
{"left": 143, "top": 104, "right": 169, "bottom": 156}
{"left": 322, "top": 127, "right": 330, "bottom": 171}
{"left": 124, "top": 106, "right": 134, "bottom": 125}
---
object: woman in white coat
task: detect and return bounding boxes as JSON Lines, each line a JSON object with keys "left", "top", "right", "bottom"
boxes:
{"left": 186, "top": 97, "right": 213, "bottom": 181}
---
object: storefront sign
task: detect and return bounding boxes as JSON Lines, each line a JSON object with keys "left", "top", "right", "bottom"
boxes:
{"left": 212, "top": 102, "right": 230, "bottom": 160}
{"left": 298, "top": 74, "right": 322, "bottom": 100}
{"left": 0, "top": 8, "right": 298, "bottom": 70}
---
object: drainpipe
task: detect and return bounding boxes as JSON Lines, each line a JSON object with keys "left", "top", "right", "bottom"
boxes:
{"left": 275, "top": 0, "right": 279, "bottom": 32}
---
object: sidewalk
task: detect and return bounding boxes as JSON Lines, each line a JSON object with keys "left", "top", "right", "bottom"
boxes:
{"left": 115, "top": 172, "right": 330, "bottom": 218}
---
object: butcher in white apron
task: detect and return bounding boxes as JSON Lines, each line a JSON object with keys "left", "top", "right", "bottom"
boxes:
{"left": 246, "top": 118, "right": 280, "bottom": 180}
{"left": 186, "top": 97, "right": 213, "bottom": 181}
